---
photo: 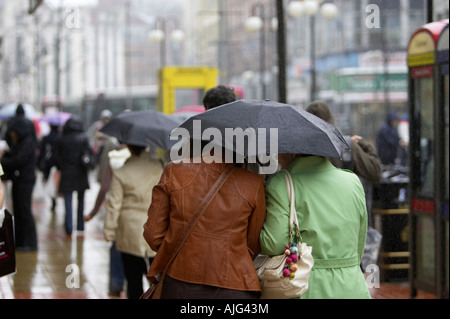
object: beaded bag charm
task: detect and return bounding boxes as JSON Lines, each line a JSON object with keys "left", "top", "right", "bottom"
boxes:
{"left": 282, "top": 220, "right": 303, "bottom": 279}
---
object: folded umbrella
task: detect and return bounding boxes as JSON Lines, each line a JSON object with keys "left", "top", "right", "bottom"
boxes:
{"left": 100, "top": 110, "right": 181, "bottom": 150}
{"left": 176, "top": 99, "right": 349, "bottom": 159}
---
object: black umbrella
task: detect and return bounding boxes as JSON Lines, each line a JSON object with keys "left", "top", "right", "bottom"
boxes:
{"left": 176, "top": 99, "right": 349, "bottom": 158}
{"left": 100, "top": 110, "right": 181, "bottom": 150}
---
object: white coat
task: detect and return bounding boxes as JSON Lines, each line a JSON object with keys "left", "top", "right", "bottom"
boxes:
{"left": 104, "top": 151, "right": 164, "bottom": 258}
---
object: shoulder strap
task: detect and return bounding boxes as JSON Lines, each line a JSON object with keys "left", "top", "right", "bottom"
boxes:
{"left": 284, "top": 170, "right": 302, "bottom": 244}
{"left": 158, "top": 165, "right": 236, "bottom": 281}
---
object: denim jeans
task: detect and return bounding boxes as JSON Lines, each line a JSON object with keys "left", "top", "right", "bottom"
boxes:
{"left": 109, "top": 241, "right": 125, "bottom": 293}
{"left": 63, "top": 191, "right": 85, "bottom": 235}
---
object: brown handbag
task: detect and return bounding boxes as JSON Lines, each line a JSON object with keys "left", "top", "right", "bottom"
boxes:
{"left": 140, "top": 165, "right": 236, "bottom": 299}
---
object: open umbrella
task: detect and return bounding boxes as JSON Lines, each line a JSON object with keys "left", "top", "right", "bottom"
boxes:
{"left": 176, "top": 99, "right": 349, "bottom": 159}
{"left": 100, "top": 110, "right": 181, "bottom": 150}
{"left": 0, "top": 103, "right": 41, "bottom": 120}
{"left": 39, "top": 112, "right": 72, "bottom": 126}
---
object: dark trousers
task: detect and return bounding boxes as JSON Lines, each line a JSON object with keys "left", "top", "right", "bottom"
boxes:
{"left": 121, "top": 252, "right": 152, "bottom": 299}
{"left": 12, "top": 179, "right": 38, "bottom": 250}
{"left": 109, "top": 242, "right": 125, "bottom": 293}
{"left": 63, "top": 190, "right": 85, "bottom": 235}
{"left": 161, "top": 276, "right": 261, "bottom": 299}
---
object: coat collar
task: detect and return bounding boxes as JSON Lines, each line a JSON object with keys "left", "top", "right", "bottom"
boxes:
{"left": 286, "top": 156, "right": 334, "bottom": 174}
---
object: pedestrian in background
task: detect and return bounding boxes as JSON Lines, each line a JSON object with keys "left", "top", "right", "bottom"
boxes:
{"left": 260, "top": 152, "right": 371, "bottom": 299}
{"left": 53, "top": 116, "right": 93, "bottom": 237}
{"left": 1, "top": 110, "right": 39, "bottom": 251}
{"left": 103, "top": 145, "right": 164, "bottom": 299}
{"left": 398, "top": 113, "right": 409, "bottom": 166}
{"left": 0, "top": 164, "right": 4, "bottom": 208}
{"left": 203, "top": 85, "right": 237, "bottom": 110}
{"left": 37, "top": 124, "right": 60, "bottom": 212}
{"left": 376, "top": 111, "right": 400, "bottom": 165}
{"left": 86, "top": 141, "right": 130, "bottom": 298}
{"left": 4, "top": 104, "right": 38, "bottom": 148}
{"left": 87, "top": 109, "right": 112, "bottom": 165}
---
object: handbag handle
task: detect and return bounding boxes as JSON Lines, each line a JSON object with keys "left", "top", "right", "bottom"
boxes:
{"left": 156, "top": 165, "right": 236, "bottom": 283}
{"left": 284, "top": 171, "right": 302, "bottom": 245}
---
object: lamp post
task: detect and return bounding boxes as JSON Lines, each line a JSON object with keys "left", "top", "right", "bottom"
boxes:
{"left": 287, "top": 0, "right": 338, "bottom": 103}
{"left": 276, "top": 0, "right": 287, "bottom": 103}
{"left": 149, "top": 17, "right": 184, "bottom": 68}
{"left": 245, "top": 2, "right": 267, "bottom": 99}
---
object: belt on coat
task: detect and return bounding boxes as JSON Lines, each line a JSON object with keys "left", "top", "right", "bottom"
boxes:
{"left": 312, "top": 256, "right": 360, "bottom": 269}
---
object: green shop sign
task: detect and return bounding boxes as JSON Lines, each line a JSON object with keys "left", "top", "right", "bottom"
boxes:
{"left": 333, "top": 73, "right": 408, "bottom": 92}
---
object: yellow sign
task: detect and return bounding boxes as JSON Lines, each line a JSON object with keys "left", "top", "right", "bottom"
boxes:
{"left": 407, "top": 31, "right": 436, "bottom": 67}
{"left": 158, "top": 67, "right": 218, "bottom": 114}
{"left": 407, "top": 52, "right": 435, "bottom": 67}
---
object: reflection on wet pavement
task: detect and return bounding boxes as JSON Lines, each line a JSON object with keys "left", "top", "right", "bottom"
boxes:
{"left": 0, "top": 172, "right": 126, "bottom": 299}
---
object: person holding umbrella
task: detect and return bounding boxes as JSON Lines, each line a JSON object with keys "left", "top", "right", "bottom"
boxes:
{"left": 143, "top": 99, "right": 266, "bottom": 299}
{"left": 143, "top": 146, "right": 266, "bottom": 299}
{"left": 259, "top": 150, "right": 371, "bottom": 297}
{"left": 175, "top": 99, "right": 369, "bottom": 298}
{"left": 103, "top": 144, "right": 164, "bottom": 299}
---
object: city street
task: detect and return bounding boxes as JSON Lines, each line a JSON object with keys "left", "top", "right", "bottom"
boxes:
{"left": 0, "top": 171, "right": 128, "bottom": 299}
{"left": 0, "top": 170, "right": 436, "bottom": 299}
{"left": 0, "top": 0, "right": 447, "bottom": 301}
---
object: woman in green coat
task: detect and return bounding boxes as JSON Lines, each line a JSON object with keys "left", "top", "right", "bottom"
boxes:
{"left": 259, "top": 155, "right": 371, "bottom": 299}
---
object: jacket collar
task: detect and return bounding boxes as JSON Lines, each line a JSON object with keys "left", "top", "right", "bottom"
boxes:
{"left": 286, "top": 156, "right": 334, "bottom": 174}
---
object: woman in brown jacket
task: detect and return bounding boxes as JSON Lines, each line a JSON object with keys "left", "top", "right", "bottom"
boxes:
{"left": 143, "top": 151, "right": 266, "bottom": 299}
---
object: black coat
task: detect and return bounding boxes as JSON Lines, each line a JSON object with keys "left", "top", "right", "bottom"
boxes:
{"left": 54, "top": 117, "right": 92, "bottom": 193}
{"left": 1, "top": 117, "right": 38, "bottom": 182}
{"left": 37, "top": 126, "right": 59, "bottom": 180}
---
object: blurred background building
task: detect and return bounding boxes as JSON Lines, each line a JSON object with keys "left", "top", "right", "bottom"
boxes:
{"left": 0, "top": 0, "right": 448, "bottom": 140}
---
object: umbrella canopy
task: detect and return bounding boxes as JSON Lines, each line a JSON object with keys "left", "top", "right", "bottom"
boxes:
{"left": 0, "top": 103, "right": 42, "bottom": 120}
{"left": 100, "top": 110, "right": 181, "bottom": 150}
{"left": 39, "top": 112, "right": 73, "bottom": 126}
{"left": 176, "top": 99, "right": 349, "bottom": 159}
{"left": 171, "top": 105, "right": 205, "bottom": 123}
{"left": 170, "top": 111, "right": 204, "bottom": 124}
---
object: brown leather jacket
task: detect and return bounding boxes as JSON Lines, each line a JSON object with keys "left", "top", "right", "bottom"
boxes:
{"left": 143, "top": 159, "right": 266, "bottom": 292}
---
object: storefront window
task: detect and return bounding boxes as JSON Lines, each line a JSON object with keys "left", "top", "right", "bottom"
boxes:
{"left": 414, "top": 77, "right": 435, "bottom": 196}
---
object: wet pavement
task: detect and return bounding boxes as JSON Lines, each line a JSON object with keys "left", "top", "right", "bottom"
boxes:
{"left": 0, "top": 171, "right": 129, "bottom": 299}
{"left": 0, "top": 170, "right": 437, "bottom": 300}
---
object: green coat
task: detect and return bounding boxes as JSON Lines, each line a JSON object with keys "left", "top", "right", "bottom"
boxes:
{"left": 260, "top": 156, "right": 371, "bottom": 299}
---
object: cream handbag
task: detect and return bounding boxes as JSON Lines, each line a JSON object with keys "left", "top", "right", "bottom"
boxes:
{"left": 254, "top": 171, "right": 314, "bottom": 299}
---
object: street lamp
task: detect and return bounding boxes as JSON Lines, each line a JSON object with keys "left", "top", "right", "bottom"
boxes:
{"left": 287, "top": 0, "right": 338, "bottom": 102}
{"left": 149, "top": 17, "right": 184, "bottom": 68}
{"left": 245, "top": 3, "right": 268, "bottom": 99}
